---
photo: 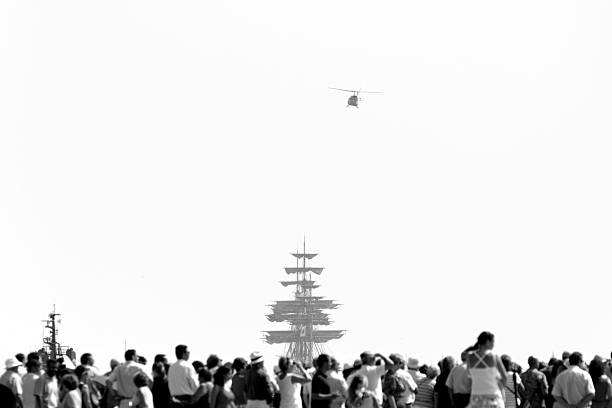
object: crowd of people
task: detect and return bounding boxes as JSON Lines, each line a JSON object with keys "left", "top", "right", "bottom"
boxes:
{"left": 2, "top": 332, "right": 611, "bottom": 408}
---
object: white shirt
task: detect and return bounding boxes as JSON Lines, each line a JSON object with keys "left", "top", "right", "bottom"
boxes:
{"left": 132, "top": 386, "right": 154, "bottom": 408}
{"left": 0, "top": 370, "right": 23, "bottom": 397}
{"left": 347, "top": 364, "right": 386, "bottom": 405}
{"left": 108, "top": 361, "right": 151, "bottom": 398}
{"left": 396, "top": 369, "right": 419, "bottom": 405}
{"left": 408, "top": 369, "right": 426, "bottom": 383}
{"left": 552, "top": 366, "right": 595, "bottom": 408}
{"left": 34, "top": 374, "right": 59, "bottom": 408}
{"left": 168, "top": 359, "right": 199, "bottom": 396}
{"left": 329, "top": 371, "right": 348, "bottom": 408}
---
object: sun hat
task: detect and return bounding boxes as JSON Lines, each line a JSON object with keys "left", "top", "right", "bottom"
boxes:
{"left": 5, "top": 358, "right": 22, "bottom": 369}
{"left": 250, "top": 351, "right": 264, "bottom": 365}
{"left": 407, "top": 357, "right": 420, "bottom": 370}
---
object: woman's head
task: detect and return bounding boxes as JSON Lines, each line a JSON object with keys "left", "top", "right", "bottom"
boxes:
{"left": 198, "top": 367, "right": 212, "bottom": 383}
{"left": 278, "top": 357, "right": 292, "bottom": 373}
{"left": 589, "top": 359, "right": 604, "bottom": 382}
{"left": 440, "top": 356, "right": 456, "bottom": 374}
{"left": 347, "top": 374, "right": 368, "bottom": 405}
{"left": 476, "top": 331, "right": 495, "bottom": 350}
{"left": 348, "top": 374, "right": 368, "bottom": 393}
{"left": 232, "top": 357, "right": 247, "bottom": 373}
{"left": 213, "top": 365, "right": 232, "bottom": 386}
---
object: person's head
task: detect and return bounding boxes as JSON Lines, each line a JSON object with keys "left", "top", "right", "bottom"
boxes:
{"left": 207, "top": 354, "right": 221, "bottom": 369}
{"left": 75, "top": 365, "right": 89, "bottom": 382}
{"left": 193, "top": 360, "right": 205, "bottom": 371}
{"left": 80, "top": 353, "right": 94, "bottom": 366}
{"left": 331, "top": 358, "right": 341, "bottom": 372}
{"left": 138, "top": 356, "right": 147, "bottom": 365}
{"left": 407, "top": 358, "right": 420, "bottom": 371}
{"left": 476, "top": 331, "right": 495, "bottom": 350}
{"left": 501, "top": 355, "right": 513, "bottom": 372}
{"left": 232, "top": 357, "right": 247, "bottom": 373}
{"left": 250, "top": 352, "right": 264, "bottom": 367}
{"left": 46, "top": 359, "right": 58, "bottom": 377}
{"left": 153, "top": 354, "right": 166, "bottom": 364}
{"left": 176, "top": 345, "right": 190, "bottom": 361}
{"left": 419, "top": 364, "right": 428, "bottom": 375}
{"left": 26, "top": 359, "right": 41, "bottom": 373}
{"left": 589, "top": 359, "right": 605, "bottom": 382}
{"left": 426, "top": 365, "right": 440, "bottom": 379}
{"left": 316, "top": 354, "right": 332, "bottom": 373}
{"left": 198, "top": 367, "right": 213, "bottom": 383}
{"left": 110, "top": 359, "right": 120, "bottom": 370}
{"left": 213, "top": 365, "right": 232, "bottom": 386}
{"left": 528, "top": 356, "right": 539, "bottom": 369}
{"left": 569, "top": 352, "right": 583, "bottom": 367}
{"left": 153, "top": 361, "right": 166, "bottom": 376}
{"left": 15, "top": 353, "right": 25, "bottom": 363}
{"left": 348, "top": 374, "right": 368, "bottom": 400}
{"left": 389, "top": 354, "right": 405, "bottom": 373}
{"left": 353, "top": 359, "right": 362, "bottom": 370}
{"left": 61, "top": 374, "right": 79, "bottom": 391}
{"left": 125, "top": 349, "right": 138, "bottom": 362}
{"left": 440, "top": 356, "right": 456, "bottom": 374}
{"left": 278, "top": 357, "right": 292, "bottom": 373}
{"left": 133, "top": 372, "right": 149, "bottom": 388}
{"left": 360, "top": 351, "right": 375, "bottom": 366}
{"left": 27, "top": 352, "right": 40, "bottom": 362}
{"left": 5, "top": 358, "right": 22, "bottom": 373}
{"left": 562, "top": 351, "right": 570, "bottom": 361}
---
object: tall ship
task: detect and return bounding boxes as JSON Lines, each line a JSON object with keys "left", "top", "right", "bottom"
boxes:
{"left": 263, "top": 242, "right": 345, "bottom": 364}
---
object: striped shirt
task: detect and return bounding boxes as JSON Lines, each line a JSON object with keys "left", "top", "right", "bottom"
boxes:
{"left": 414, "top": 379, "right": 436, "bottom": 408}
{"left": 504, "top": 372, "right": 523, "bottom": 408}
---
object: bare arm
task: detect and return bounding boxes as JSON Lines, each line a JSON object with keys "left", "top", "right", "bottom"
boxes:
{"left": 576, "top": 392, "right": 595, "bottom": 408}
{"left": 291, "top": 364, "right": 312, "bottom": 384}
{"left": 187, "top": 384, "right": 208, "bottom": 405}
{"left": 496, "top": 355, "right": 508, "bottom": 385}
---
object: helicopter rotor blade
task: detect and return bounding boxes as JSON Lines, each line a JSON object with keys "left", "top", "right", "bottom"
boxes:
{"left": 329, "top": 87, "right": 357, "bottom": 93}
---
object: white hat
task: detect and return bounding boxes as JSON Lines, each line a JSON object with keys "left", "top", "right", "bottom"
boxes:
{"left": 5, "top": 358, "right": 22, "bottom": 369}
{"left": 250, "top": 351, "right": 264, "bottom": 365}
{"left": 407, "top": 357, "right": 420, "bottom": 370}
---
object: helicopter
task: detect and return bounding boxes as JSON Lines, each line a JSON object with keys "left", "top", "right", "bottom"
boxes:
{"left": 329, "top": 87, "right": 382, "bottom": 108}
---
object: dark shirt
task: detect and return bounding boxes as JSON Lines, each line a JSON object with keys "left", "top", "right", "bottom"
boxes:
{"left": 312, "top": 371, "right": 332, "bottom": 408}
{"left": 153, "top": 376, "right": 172, "bottom": 408}
{"left": 245, "top": 366, "right": 274, "bottom": 403}
{"left": 521, "top": 369, "right": 548, "bottom": 408}
{"left": 210, "top": 385, "right": 236, "bottom": 408}
{"left": 434, "top": 372, "right": 453, "bottom": 408}
{"left": 231, "top": 374, "right": 247, "bottom": 405}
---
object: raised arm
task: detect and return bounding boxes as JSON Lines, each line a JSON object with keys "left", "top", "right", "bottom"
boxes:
{"left": 291, "top": 363, "right": 312, "bottom": 384}
{"left": 375, "top": 354, "right": 393, "bottom": 367}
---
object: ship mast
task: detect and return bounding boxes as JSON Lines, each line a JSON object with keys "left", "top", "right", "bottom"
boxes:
{"left": 263, "top": 240, "right": 345, "bottom": 364}
{"left": 41, "top": 305, "right": 73, "bottom": 361}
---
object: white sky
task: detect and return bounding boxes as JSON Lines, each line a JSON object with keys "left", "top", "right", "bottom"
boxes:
{"left": 2, "top": 1, "right": 612, "bottom": 372}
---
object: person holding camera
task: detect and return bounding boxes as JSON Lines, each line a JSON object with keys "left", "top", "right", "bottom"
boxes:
{"left": 276, "top": 358, "right": 312, "bottom": 408}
